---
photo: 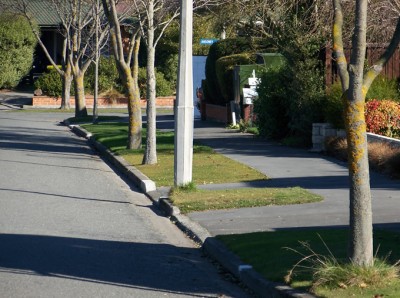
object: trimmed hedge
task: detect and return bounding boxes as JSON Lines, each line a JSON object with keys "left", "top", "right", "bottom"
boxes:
{"left": 205, "top": 37, "right": 273, "bottom": 105}
{"left": 215, "top": 53, "right": 257, "bottom": 103}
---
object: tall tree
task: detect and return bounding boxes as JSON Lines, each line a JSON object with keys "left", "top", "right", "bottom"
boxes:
{"left": 55, "top": 0, "right": 108, "bottom": 117}
{"left": 131, "top": 0, "right": 180, "bottom": 164}
{"left": 102, "top": 0, "right": 142, "bottom": 149}
{"left": 131, "top": 0, "right": 222, "bottom": 165}
{"left": 332, "top": 0, "right": 400, "bottom": 266}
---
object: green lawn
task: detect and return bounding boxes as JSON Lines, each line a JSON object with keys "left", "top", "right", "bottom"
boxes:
{"left": 82, "top": 122, "right": 267, "bottom": 186}
{"left": 170, "top": 187, "right": 322, "bottom": 213}
{"left": 81, "top": 122, "right": 323, "bottom": 211}
{"left": 218, "top": 229, "right": 400, "bottom": 297}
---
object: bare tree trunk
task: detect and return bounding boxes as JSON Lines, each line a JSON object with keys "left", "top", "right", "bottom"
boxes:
{"left": 128, "top": 36, "right": 142, "bottom": 149}
{"left": 60, "top": 35, "right": 71, "bottom": 109}
{"left": 143, "top": 0, "right": 158, "bottom": 165}
{"left": 73, "top": 72, "right": 88, "bottom": 117}
{"left": 101, "top": 0, "right": 142, "bottom": 149}
{"left": 126, "top": 72, "right": 142, "bottom": 149}
{"left": 346, "top": 0, "right": 373, "bottom": 267}
{"left": 333, "top": 0, "right": 373, "bottom": 266}
{"left": 61, "top": 63, "right": 72, "bottom": 110}
{"left": 143, "top": 45, "right": 157, "bottom": 164}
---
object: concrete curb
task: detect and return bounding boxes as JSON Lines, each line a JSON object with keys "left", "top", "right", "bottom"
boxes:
{"left": 66, "top": 121, "right": 316, "bottom": 298}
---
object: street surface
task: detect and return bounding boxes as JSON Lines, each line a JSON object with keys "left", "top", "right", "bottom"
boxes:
{"left": 0, "top": 109, "right": 249, "bottom": 298}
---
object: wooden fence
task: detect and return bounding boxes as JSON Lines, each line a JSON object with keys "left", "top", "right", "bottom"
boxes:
{"left": 324, "top": 44, "right": 400, "bottom": 86}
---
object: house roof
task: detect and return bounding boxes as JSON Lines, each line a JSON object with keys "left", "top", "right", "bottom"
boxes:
{"left": 26, "top": 0, "right": 62, "bottom": 27}
{"left": 0, "top": 0, "right": 62, "bottom": 27}
{"left": 1, "top": 0, "right": 135, "bottom": 28}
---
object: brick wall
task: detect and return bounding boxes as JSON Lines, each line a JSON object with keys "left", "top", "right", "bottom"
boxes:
{"left": 205, "top": 104, "right": 229, "bottom": 123}
{"left": 32, "top": 96, "right": 175, "bottom": 108}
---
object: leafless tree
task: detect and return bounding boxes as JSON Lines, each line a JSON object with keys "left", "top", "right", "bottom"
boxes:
{"left": 333, "top": 0, "right": 400, "bottom": 267}
{"left": 52, "top": 0, "right": 109, "bottom": 117}
{"left": 102, "top": 0, "right": 143, "bottom": 149}
{"left": 128, "top": 0, "right": 225, "bottom": 165}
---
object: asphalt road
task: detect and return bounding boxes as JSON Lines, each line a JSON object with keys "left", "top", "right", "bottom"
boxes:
{"left": 0, "top": 110, "right": 249, "bottom": 298}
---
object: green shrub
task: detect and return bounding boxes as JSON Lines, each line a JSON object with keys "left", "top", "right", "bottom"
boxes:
{"left": 34, "top": 68, "right": 63, "bottom": 97}
{"left": 0, "top": 13, "right": 37, "bottom": 89}
{"left": 284, "top": 56, "right": 326, "bottom": 140}
{"left": 158, "top": 53, "right": 178, "bottom": 89}
{"left": 366, "top": 76, "right": 400, "bottom": 101}
{"left": 215, "top": 53, "right": 257, "bottom": 103}
{"left": 138, "top": 68, "right": 174, "bottom": 98}
{"left": 324, "top": 77, "right": 400, "bottom": 129}
{"left": 205, "top": 37, "right": 273, "bottom": 105}
{"left": 254, "top": 66, "right": 290, "bottom": 139}
{"left": 324, "top": 82, "right": 345, "bottom": 129}
{"left": 85, "top": 56, "right": 121, "bottom": 94}
{"left": 255, "top": 50, "right": 326, "bottom": 143}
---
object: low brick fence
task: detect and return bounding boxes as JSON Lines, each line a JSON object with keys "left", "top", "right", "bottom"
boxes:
{"left": 202, "top": 103, "right": 255, "bottom": 124}
{"left": 32, "top": 95, "right": 175, "bottom": 109}
{"left": 204, "top": 103, "right": 230, "bottom": 123}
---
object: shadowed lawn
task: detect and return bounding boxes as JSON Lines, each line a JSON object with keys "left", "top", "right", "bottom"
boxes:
{"left": 218, "top": 229, "right": 400, "bottom": 297}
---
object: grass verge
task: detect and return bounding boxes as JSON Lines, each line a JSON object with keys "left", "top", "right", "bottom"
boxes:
{"left": 82, "top": 122, "right": 322, "bottom": 211}
{"left": 170, "top": 187, "right": 322, "bottom": 214}
{"left": 82, "top": 122, "right": 267, "bottom": 186}
{"left": 67, "top": 115, "right": 121, "bottom": 124}
{"left": 217, "top": 228, "right": 400, "bottom": 297}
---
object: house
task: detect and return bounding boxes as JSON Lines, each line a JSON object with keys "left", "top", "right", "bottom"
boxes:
{"left": 28, "top": 0, "right": 65, "bottom": 77}
{"left": 1, "top": 0, "right": 137, "bottom": 81}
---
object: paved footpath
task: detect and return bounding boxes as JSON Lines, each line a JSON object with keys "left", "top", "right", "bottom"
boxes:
{"left": 190, "top": 120, "right": 400, "bottom": 235}
{"left": 0, "top": 110, "right": 249, "bottom": 298}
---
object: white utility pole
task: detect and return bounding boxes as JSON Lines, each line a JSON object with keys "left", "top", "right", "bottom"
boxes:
{"left": 174, "top": 0, "right": 194, "bottom": 187}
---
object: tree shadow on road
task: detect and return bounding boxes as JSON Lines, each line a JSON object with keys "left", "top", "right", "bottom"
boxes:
{"left": 0, "top": 233, "right": 232, "bottom": 296}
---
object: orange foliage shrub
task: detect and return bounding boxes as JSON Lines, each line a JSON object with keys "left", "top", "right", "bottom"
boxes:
{"left": 365, "top": 99, "right": 400, "bottom": 137}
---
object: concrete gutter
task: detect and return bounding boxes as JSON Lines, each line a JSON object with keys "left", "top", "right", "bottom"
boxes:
{"left": 65, "top": 121, "right": 316, "bottom": 298}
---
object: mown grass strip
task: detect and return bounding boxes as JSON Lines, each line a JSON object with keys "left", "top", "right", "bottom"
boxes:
{"left": 170, "top": 187, "right": 322, "bottom": 213}
{"left": 217, "top": 229, "right": 400, "bottom": 298}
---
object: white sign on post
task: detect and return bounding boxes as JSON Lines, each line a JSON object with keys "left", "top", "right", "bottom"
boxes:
{"left": 242, "top": 70, "right": 260, "bottom": 105}
{"left": 243, "top": 88, "right": 258, "bottom": 105}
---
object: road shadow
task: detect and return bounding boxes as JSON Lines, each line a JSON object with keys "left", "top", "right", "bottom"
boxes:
{"left": 0, "top": 233, "right": 225, "bottom": 296}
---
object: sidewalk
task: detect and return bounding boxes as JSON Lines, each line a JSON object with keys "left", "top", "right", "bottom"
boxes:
{"left": 190, "top": 119, "right": 400, "bottom": 235}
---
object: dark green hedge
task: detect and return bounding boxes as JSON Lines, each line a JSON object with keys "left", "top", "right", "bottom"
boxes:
{"left": 205, "top": 37, "right": 272, "bottom": 105}
{"left": 215, "top": 53, "right": 257, "bottom": 103}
